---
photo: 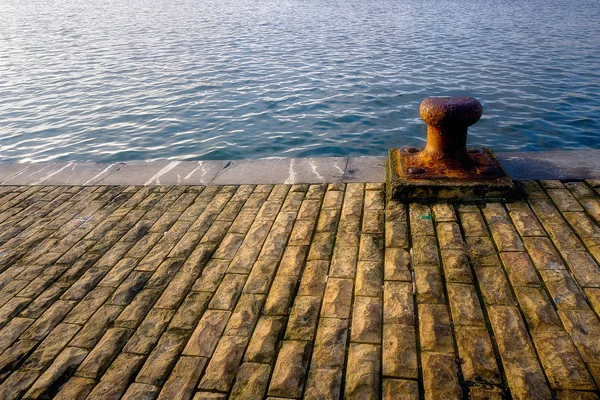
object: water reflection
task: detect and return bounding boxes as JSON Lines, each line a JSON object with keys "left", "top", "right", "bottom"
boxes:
{"left": 0, "top": 0, "right": 599, "bottom": 162}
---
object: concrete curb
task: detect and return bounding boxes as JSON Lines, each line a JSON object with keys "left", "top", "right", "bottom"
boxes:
{"left": 1, "top": 150, "right": 599, "bottom": 185}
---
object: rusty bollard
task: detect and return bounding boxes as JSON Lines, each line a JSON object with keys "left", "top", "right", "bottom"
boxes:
{"left": 387, "top": 96, "right": 517, "bottom": 201}
{"left": 419, "top": 97, "right": 482, "bottom": 171}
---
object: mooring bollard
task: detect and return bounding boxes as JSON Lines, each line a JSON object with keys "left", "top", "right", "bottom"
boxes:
{"left": 387, "top": 96, "right": 517, "bottom": 201}
{"left": 418, "top": 96, "right": 482, "bottom": 171}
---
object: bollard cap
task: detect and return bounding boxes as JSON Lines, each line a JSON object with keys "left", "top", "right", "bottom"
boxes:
{"left": 420, "top": 97, "right": 482, "bottom": 129}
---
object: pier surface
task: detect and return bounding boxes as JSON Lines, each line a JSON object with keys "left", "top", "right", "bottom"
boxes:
{"left": 0, "top": 179, "right": 600, "bottom": 399}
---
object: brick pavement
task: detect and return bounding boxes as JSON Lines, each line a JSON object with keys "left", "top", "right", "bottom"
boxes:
{"left": 0, "top": 180, "right": 599, "bottom": 399}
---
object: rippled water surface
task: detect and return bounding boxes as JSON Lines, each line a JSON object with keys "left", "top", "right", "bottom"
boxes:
{"left": 1, "top": 0, "right": 600, "bottom": 162}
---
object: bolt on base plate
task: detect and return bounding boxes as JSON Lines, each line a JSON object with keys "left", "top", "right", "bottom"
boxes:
{"left": 386, "top": 147, "right": 520, "bottom": 203}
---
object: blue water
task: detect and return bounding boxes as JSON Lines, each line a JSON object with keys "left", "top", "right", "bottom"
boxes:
{"left": 1, "top": 0, "right": 600, "bottom": 162}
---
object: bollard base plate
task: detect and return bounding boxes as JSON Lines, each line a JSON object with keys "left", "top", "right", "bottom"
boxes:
{"left": 387, "top": 147, "right": 520, "bottom": 202}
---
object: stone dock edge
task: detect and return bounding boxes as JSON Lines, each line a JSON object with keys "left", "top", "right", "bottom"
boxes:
{"left": 1, "top": 149, "right": 599, "bottom": 186}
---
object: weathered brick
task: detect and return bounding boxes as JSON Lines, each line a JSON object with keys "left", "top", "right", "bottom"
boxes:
{"left": 441, "top": 249, "right": 473, "bottom": 283}
{"left": 191, "top": 259, "right": 230, "bottom": 292}
{"left": 385, "top": 220, "right": 409, "bottom": 248}
{"left": 108, "top": 271, "right": 151, "bottom": 306}
{"left": 414, "top": 265, "right": 445, "bottom": 304}
{"left": 307, "top": 232, "right": 336, "bottom": 261}
{"left": 312, "top": 318, "right": 348, "bottom": 369}
{"left": 19, "top": 283, "right": 67, "bottom": 320}
{"left": 412, "top": 236, "right": 440, "bottom": 267}
{"left": 76, "top": 327, "right": 131, "bottom": 378}
{"left": 321, "top": 278, "right": 353, "bottom": 318}
{"left": 24, "top": 346, "right": 88, "bottom": 399}
{"left": 229, "top": 211, "right": 257, "bottom": 234}
{"left": 244, "top": 261, "right": 278, "bottom": 294}
{"left": 382, "top": 324, "right": 418, "bottom": 379}
{"left": 208, "top": 273, "right": 246, "bottom": 310}
{"left": 211, "top": 232, "right": 245, "bottom": 261}
{"left": 137, "top": 330, "right": 189, "bottom": 386}
{"left": 545, "top": 221, "right": 586, "bottom": 251}
{"left": 98, "top": 258, "right": 138, "bottom": 288}
{"left": 385, "top": 200, "right": 406, "bottom": 221}
{"left": 432, "top": 203, "right": 456, "bottom": 222}
{"left": 70, "top": 304, "right": 123, "bottom": 348}
{"left": 224, "top": 294, "right": 264, "bottom": 337}
{"left": 563, "top": 212, "right": 600, "bottom": 238}
{"left": 297, "top": 260, "right": 329, "bottom": 297}
{"left": 356, "top": 261, "right": 383, "bottom": 297}
{"left": 286, "top": 296, "right": 321, "bottom": 341}
{"left": 276, "top": 245, "right": 308, "bottom": 276}
{"left": 54, "top": 376, "right": 96, "bottom": 399}
{"left": 363, "top": 188, "right": 383, "bottom": 208}
{"left": 362, "top": 209, "right": 384, "bottom": 233}
{"left": 0, "top": 317, "right": 34, "bottom": 354}
{"left": 193, "top": 390, "right": 225, "bottom": 399}
{"left": 421, "top": 352, "right": 462, "bottom": 400}
{"left": 121, "top": 383, "right": 160, "bottom": 400}
{"left": 281, "top": 191, "right": 305, "bottom": 212}
{"left": 437, "top": 222, "right": 464, "bottom": 250}
{"left": 114, "top": 289, "right": 161, "bottom": 329}
{"left": 183, "top": 309, "right": 230, "bottom": 357}
{"left": 580, "top": 198, "right": 600, "bottom": 224}
{"left": 345, "top": 343, "right": 380, "bottom": 400}
{"left": 86, "top": 353, "right": 145, "bottom": 399}
{"left": 532, "top": 330, "right": 596, "bottom": 390}
{"left": 316, "top": 209, "right": 340, "bottom": 233}
{"left": 514, "top": 286, "right": 562, "bottom": 331}
{"left": 304, "top": 368, "right": 342, "bottom": 400}
{"left": 586, "top": 288, "right": 600, "bottom": 315}
{"left": 351, "top": 296, "right": 382, "bottom": 344}
{"left": 475, "top": 267, "right": 515, "bottom": 306}
{"left": 500, "top": 252, "right": 540, "bottom": 287}
{"left": 268, "top": 340, "right": 311, "bottom": 398}
{"left": 466, "top": 236, "right": 500, "bottom": 267}
{"left": 157, "top": 356, "right": 207, "bottom": 400}
{"left": 230, "top": 362, "right": 271, "bottom": 400}
{"left": 384, "top": 247, "right": 411, "bottom": 281}
{"left": 455, "top": 326, "right": 500, "bottom": 383}
{"left": 0, "top": 340, "right": 38, "bottom": 380}
{"left": 486, "top": 305, "right": 552, "bottom": 398}
{"left": 563, "top": 251, "right": 600, "bottom": 287}
{"left": 21, "top": 323, "right": 80, "bottom": 371}
{"left": 329, "top": 246, "right": 358, "bottom": 278}
{"left": 124, "top": 308, "right": 174, "bottom": 354}
{"left": 336, "top": 226, "right": 361, "bottom": 248}
{"left": 383, "top": 281, "right": 414, "bottom": 325}
{"left": 382, "top": 379, "right": 419, "bottom": 400}
{"left": 257, "top": 200, "right": 284, "bottom": 221}
{"left": 263, "top": 274, "right": 297, "bottom": 315}
{"left": 559, "top": 310, "right": 600, "bottom": 363}
{"left": 358, "top": 234, "right": 384, "bottom": 262}
{"left": 459, "top": 211, "right": 489, "bottom": 237}
{"left": 547, "top": 189, "right": 583, "bottom": 212}
{"left": 540, "top": 270, "right": 589, "bottom": 310}
{"left": 145, "top": 258, "right": 184, "bottom": 290}
{"left": 409, "top": 204, "right": 434, "bottom": 236}
{"left": 418, "top": 304, "right": 454, "bottom": 353}
{"left": 229, "top": 218, "right": 272, "bottom": 261}
{"left": 523, "top": 236, "right": 565, "bottom": 270}
{"left": 447, "top": 283, "right": 485, "bottom": 326}
{"left": 21, "top": 300, "right": 75, "bottom": 341}
{"left": 467, "top": 384, "right": 504, "bottom": 399}
{"left": 298, "top": 199, "right": 322, "bottom": 220}
{"left": 198, "top": 335, "right": 249, "bottom": 392}
{"left": 244, "top": 316, "right": 285, "bottom": 364}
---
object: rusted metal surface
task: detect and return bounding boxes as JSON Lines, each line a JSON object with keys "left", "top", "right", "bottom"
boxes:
{"left": 397, "top": 96, "right": 506, "bottom": 179}
{"left": 387, "top": 96, "right": 518, "bottom": 201}
{"left": 398, "top": 147, "right": 504, "bottom": 180}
